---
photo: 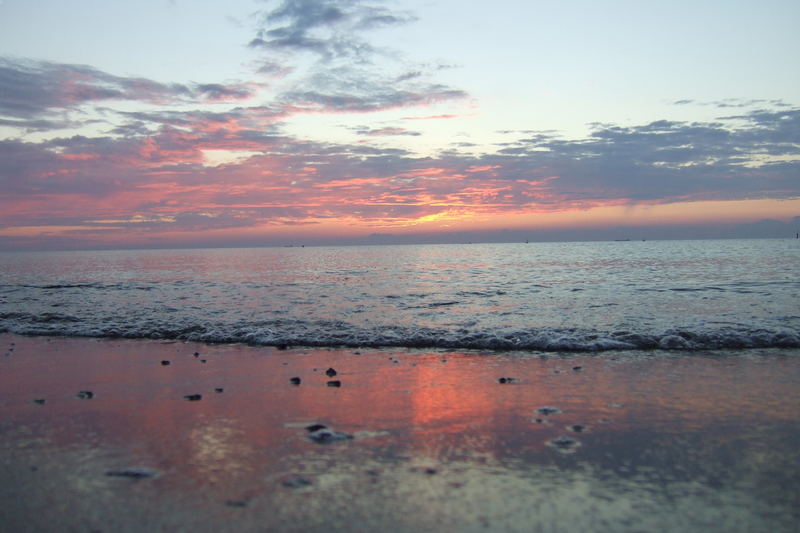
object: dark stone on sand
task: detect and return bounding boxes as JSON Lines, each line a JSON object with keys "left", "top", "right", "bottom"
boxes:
{"left": 326, "top": 380, "right": 342, "bottom": 387}
{"left": 76, "top": 390, "right": 94, "bottom": 399}
{"left": 498, "top": 377, "right": 514, "bottom": 384}
{"left": 161, "top": 360, "right": 170, "bottom": 366}
{"left": 193, "top": 352, "right": 200, "bottom": 357}
{"left": 537, "top": 406, "right": 561, "bottom": 415}
{"left": 214, "top": 388, "right": 224, "bottom": 393}
{"left": 305, "top": 424, "right": 327, "bottom": 432}
{"left": 533, "top": 418, "right": 544, "bottom": 424}
{"left": 184, "top": 394, "right": 202, "bottom": 401}
{"left": 290, "top": 377, "right": 301, "bottom": 385}
{"left": 32, "top": 398, "right": 46, "bottom": 405}
{"left": 225, "top": 500, "right": 248, "bottom": 507}
{"left": 306, "top": 426, "right": 354, "bottom": 444}
{"left": 281, "top": 476, "right": 313, "bottom": 488}
{"left": 424, "top": 468, "right": 438, "bottom": 475}
{"left": 325, "top": 367, "right": 337, "bottom": 377}
{"left": 547, "top": 435, "right": 581, "bottom": 453}
{"left": 200, "top": 359, "right": 207, "bottom": 363}
{"left": 568, "top": 424, "right": 587, "bottom": 433}
{"left": 572, "top": 366, "right": 582, "bottom": 371}
{"left": 106, "top": 467, "right": 158, "bottom": 479}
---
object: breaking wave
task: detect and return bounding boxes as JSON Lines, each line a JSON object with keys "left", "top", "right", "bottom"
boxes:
{"left": 1, "top": 312, "right": 798, "bottom": 352}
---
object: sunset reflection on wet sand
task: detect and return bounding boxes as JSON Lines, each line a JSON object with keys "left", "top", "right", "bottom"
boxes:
{"left": 1, "top": 334, "right": 798, "bottom": 532}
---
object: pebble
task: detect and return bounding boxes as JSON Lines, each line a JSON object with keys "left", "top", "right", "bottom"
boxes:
{"left": 536, "top": 406, "right": 561, "bottom": 415}
{"left": 572, "top": 366, "right": 582, "bottom": 371}
{"left": 105, "top": 467, "right": 159, "bottom": 479}
{"left": 326, "top": 380, "right": 342, "bottom": 387}
{"left": 325, "top": 368, "right": 337, "bottom": 377}
{"left": 568, "top": 424, "right": 587, "bottom": 433}
{"left": 161, "top": 360, "right": 171, "bottom": 366}
{"left": 226, "top": 500, "right": 248, "bottom": 507}
{"left": 32, "top": 398, "right": 46, "bottom": 405}
{"left": 281, "top": 476, "right": 313, "bottom": 488}
{"left": 184, "top": 394, "right": 202, "bottom": 401}
{"left": 289, "top": 377, "right": 301, "bottom": 385}
{"left": 498, "top": 377, "right": 514, "bottom": 384}
{"left": 193, "top": 352, "right": 200, "bottom": 357}
{"left": 214, "top": 388, "right": 224, "bottom": 393}
{"left": 76, "top": 390, "right": 94, "bottom": 399}
{"left": 546, "top": 435, "right": 581, "bottom": 453}
{"left": 305, "top": 424, "right": 353, "bottom": 444}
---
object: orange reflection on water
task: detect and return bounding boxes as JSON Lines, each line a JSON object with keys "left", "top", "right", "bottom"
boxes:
{"left": 2, "top": 335, "right": 800, "bottom": 531}
{"left": 2, "top": 335, "right": 800, "bottom": 482}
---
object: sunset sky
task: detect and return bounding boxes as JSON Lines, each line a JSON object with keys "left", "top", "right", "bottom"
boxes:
{"left": 1, "top": 0, "right": 798, "bottom": 250}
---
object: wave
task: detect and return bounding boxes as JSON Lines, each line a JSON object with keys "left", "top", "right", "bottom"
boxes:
{"left": 1, "top": 313, "right": 798, "bottom": 352}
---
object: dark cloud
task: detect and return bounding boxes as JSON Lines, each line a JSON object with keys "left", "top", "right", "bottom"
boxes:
{"left": 0, "top": 57, "right": 257, "bottom": 131}
{"left": 283, "top": 82, "right": 466, "bottom": 113}
{"left": 473, "top": 107, "right": 800, "bottom": 204}
{"left": 191, "top": 83, "right": 257, "bottom": 102}
{"left": 672, "top": 98, "right": 791, "bottom": 109}
{"left": 249, "top": 0, "right": 415, "bottom": 60}
{"left": 248, "top": 1, "right": 464, "bottom": 115}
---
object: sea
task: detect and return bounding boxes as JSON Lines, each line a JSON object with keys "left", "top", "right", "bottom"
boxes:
{"left": 1, "top": 239, "right": 798, "bottom": 353}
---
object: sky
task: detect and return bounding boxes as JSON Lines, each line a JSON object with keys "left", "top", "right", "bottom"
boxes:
{"left": 0, "top": 0, "right": 798, "bottom": 250}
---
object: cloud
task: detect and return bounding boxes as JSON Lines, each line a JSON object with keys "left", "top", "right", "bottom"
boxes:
{"left": 248, "top": 0, "right": 415, "bottom": 60}
{"left": 248, "top": 0, "right": 465, "bottom": 115}
{"left": 2, "top": 105, "right": 797, "bottom": 237}
{"left": 1, "top": 3, "right": 797, "bottom": 249}
{"left": 282, "top": 81, "right": 466, "bottom": 113}
{"left": 402, "top": 113, "right": 475, "bottom": 121}
{"left": 352, "top": 125, "right": 421, "bottom": 136}
{"left": 477, "top": 108, "right": 800, "bottom": 205}
{"left": 0, "top": 57, "right": 258, "bottom": 131}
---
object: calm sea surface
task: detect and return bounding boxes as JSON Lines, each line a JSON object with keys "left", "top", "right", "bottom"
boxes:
{"left": 1, "top": 239, "right": 798, "bottom": 352}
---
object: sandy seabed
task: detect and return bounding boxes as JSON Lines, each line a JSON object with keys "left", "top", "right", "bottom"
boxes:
{"left": 1, "top": 333, "right": 798, "bottom": 532}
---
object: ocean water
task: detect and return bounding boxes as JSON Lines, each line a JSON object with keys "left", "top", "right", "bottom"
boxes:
{"left": 1, "top": 239, "right": 798, "bottom": 352}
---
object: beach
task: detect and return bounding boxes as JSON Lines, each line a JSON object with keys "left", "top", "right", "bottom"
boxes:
{"left": 1, "top": 333, "right": 798, "bottom": 532}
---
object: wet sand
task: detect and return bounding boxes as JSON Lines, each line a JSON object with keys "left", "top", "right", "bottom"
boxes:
{"left": 1, "top": 333, "right": 799, "bottom": 532}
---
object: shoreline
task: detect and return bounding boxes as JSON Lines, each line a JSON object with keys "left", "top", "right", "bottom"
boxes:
{"left": 1, "top": 333, "right": 799, "bottom": 532}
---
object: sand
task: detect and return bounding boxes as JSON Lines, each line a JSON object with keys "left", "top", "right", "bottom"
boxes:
{"left": 1, "top": 333, "right": 799, "bottom": 532}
